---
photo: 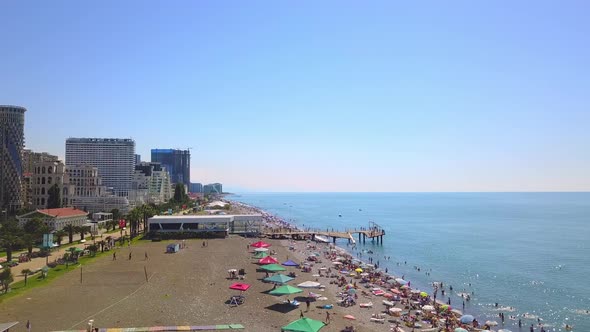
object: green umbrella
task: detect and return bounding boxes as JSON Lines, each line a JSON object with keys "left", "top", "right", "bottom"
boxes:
{"left": 270, "top": 285, "right": 303, "bottom": 295}
{"left": 264, "top": 274, "right": 294, "bottom": 284}
{"left": 254, "top": 251, "right": 269, "bottom": 258}
{"left": 281, "top": 317, "right": 325, "bottom": 332}
{"left": 260, "top": 264, "right": 286, "bottom": 272}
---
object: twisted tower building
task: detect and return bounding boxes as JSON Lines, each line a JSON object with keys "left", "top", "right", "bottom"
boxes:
{"left": 0, "top": 105, "right": 26, "bottom": 212}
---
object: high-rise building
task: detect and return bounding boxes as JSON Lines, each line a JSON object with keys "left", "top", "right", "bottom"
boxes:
{"left": 65, "top": 138, "right": 135, "bottom": 196}
{"left": 150, "top": 149, "right": 190, "bottom": 186}
{"left": 203, "top": 183, "right": 223, "bottom": 195}
{"left": 67, "top": 164, "right": 130, "bottom": 213}
{"left": 131, "top": 162, "right": 172, "bottom": 204}
{"left": 189, "top": 182, "right": 203, "bottom": 193}
{"left": 134, "top": 154, "right": 141, "bottom": 165}
{"left": 0, "top": 105, "right": 26, "bottom": 212}
{"left": 22, "top": 150, "right": 60, "bottom": 208}
{"left": 30, "top": 159, "right": 74, "bottom": 209}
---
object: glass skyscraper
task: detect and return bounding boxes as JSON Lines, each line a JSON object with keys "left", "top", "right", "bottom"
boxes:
{"left": 150, "top": 149, "right": 190, "bottom": 186}
{"left": 0, "top": 105, "right": 26, "bottom": 212}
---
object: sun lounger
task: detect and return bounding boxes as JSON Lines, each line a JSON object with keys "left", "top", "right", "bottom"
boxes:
{"left": 382, "top": 300, "right": 394, "bottom": 307}
{"left": 359, "top": 302, "right": 373, "bottom": 308}
{"left": 370, "top": 317, "right": 385, "bottom": 323}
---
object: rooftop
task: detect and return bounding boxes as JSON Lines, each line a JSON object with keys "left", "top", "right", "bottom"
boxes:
{"left": 37, "top": 207, "right": 88, "bottom": 218}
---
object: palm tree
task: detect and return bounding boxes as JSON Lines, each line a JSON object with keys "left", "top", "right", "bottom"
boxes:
{"left": 126, "top": 208, "right": 142, "bottom": 237}
{"left": 63, "top": 224, "right": 76, "bottom": 244}
{"left": 0, "top": 220, "right": 23, "bottom": 262}
{"left": 140, "top": 205, "right": 157, "bottom": 234}
{"left": 79, "top": 226, "right": 90, "bottom": 241}
{"left": 54, "top": 230, "right": 66, "bottom": 246}
{"left": 21, "top": 268, "right": 32, "bottom": 286}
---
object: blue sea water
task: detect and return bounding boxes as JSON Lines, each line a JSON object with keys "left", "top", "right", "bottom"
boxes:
{"left": 230, "top": 192, "right": 590, "bottom": 331}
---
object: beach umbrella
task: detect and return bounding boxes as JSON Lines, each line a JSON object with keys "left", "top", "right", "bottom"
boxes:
{"left": 261, "top": 264, "right": 286, "bottom": 272}
{"left": 270, "top": 285, "right": 303, "bottom": 295}
{"left": 460, "top": 315, "right": 474, "bottom": 324}
{"left": 229, "top": 283, "right": 251, "bottom": 292}
{"left": 254, "top": 247, "right": 269, "bottom": 252}
{"left": 282, "top": 259, "right": 300, "bottom": 267}
{"left": 259, "top": 256, "right": 280, "bottom": 265}
{"left": 454, "top": 328, "right": 468, "bottom": 332}
{"left": 355, "top": 268, "right": 363, "bottom": 273}
{"left": 485, "top": 320, "right": 498, "bottom": 326}
{"left": 251, "top": 241, "right": 271, "bottom": 248}
{"left": 253, "top": 251, "right": 269, "bottom": 259}
{"left": 395, "top": 278, "right": 408, "bottom": 285}
{"left": 281, "top": 317, "right": 325, "bottom": 332}
{"left": 332, "top": 261, "right": 343, "bottom": 266}
{"left": 298, "top": 281, "right": 321, "bottom": 288}
{"left": 264, "top": 274, "right": 294, "bottom": 284}
{"left": 420, "top": 291, "right": 428, "bottom": 298}
{"left": 347, "top": 288, "right": 356, "bottom": 294}
{"left": 422, "top": 305, "right": 434, "bottom": 311}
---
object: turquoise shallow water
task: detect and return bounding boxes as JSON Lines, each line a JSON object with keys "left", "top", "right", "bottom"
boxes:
{"left": 230, "top": 192, "right": 590, "bottom": 331}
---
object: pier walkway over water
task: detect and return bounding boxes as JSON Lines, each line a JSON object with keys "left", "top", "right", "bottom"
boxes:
{"left": 262, "top": 221, "right": 386, "bottom": 244}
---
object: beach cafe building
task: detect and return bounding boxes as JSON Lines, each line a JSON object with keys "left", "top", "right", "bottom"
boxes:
{"left": 148, "top": 215, "right": 263, "bottom": 237}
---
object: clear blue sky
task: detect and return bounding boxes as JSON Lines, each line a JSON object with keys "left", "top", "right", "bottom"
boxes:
{"left": 1, "top": 1, "right": 589, "bottom": 192}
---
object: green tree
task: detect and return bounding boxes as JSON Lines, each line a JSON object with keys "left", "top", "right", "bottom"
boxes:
{"left": 47, "top": 184, "right": 62, "bottom": 209}
{"left": 127, "top": 208, "right": 142, "bottom": 236}
{"left": 0, "top": 220, "right": 23, "bottom": 262}
{"left": 79, "top": 225, "right": 90, "bottom": 240}
{"left": 54, "top": 230, "right": 66, "bottom": 246}
{"left": 173, "top": 183, "right": 187, "bottom": 203}
{"left": 0, "top": 268, "right": 14, "bottom": 294}
{"left": 63, "top": 224, "right": 76, "bottom": 244}
{"left": 21, "top": 268, "right": 32, "bottom": 286}
{"left": 140, "top": 205, "right": 157, "bottom": 234}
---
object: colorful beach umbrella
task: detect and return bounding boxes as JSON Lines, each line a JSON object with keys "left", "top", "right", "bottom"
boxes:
{"left": 355, "top": 268, "right": 363, "bottom": 273}
{"left": 260, "top": 264, "right": 286, "bottom": 272}
{"left": 264, "top": 274, "right": 294, "bottom": 284}
{"left": 270, "top": 285, "right": 303, "bottom": 295}
{"left": 254, "top": 251, "right": 269, "bottom": 259}
{"left": 281, "top": 317, "right": 325, "bottom": 332}
{"left": 251, "top": 241, "right": 271, "bottom": 248}
{"left": 297, "top": 281, "right": 321, "bottom": 288}
{"left": 229, "top": 283, "right": 251, "bottom": 292}
{"left": 282, "top": 259, "right": 300, "bottom": 267}
{"left": 259, "top": 256, "right": 280, "bottom": 265}
{"left": 420, "top": 291, "right": 428, "bottom": 298}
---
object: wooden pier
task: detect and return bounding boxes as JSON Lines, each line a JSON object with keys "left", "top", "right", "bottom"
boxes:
{"left": 262, "top": 221, "right": 386, "bottom": 245}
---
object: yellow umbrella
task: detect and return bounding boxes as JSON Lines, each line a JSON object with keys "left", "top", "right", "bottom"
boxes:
{"left": 355, "top": 268, "right": 363, "bottom": 273}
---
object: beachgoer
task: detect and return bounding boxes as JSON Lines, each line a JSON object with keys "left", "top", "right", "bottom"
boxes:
{"left": 518, "top": 319, "right": 522, "bottom": 327}
{"left": 129, "top": 252, "right": 132, "bottom": 260}
{"left": 112, "top": 252, "right": 116, "bottom": 260}
{"left": 326, "top": 311, "right": 331, "bottom": 324}
{"left": 306, "top": 299, "right": 310, "bottom": 311}
{"left": 530, "top": 324, "right": 534, "bottom": 332}
{"left": 145, "top": 251, "right": 149, "bottom": 260}
{"left": 300, "top": 310, "right": 304, "bottom": 318}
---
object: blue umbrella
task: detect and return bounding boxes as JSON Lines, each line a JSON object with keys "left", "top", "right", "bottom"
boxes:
{"left": 282, "top": 259, "right": 300, "bottom": 267}
{"left": 460, "top": 315, "right": 474, "bottom": 324}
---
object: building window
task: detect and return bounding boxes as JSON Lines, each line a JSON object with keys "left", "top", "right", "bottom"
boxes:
{"left": 41, "top": 198, "right": 45, "bottom": 205}
{"left": 42, "top": 167, "right": 46, "bottom": 174}
{"left": 41, "top": 187, "right": 45, "bottom": 195}
{"left": 48, "top": 167, "right": 53, "bottom": 174}
{"left": 48, "top": 177, "right": 52, "bottom": 184}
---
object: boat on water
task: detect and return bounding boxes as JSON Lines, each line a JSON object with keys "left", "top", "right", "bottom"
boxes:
{"left": 314, "top": 235, "right": 330, "bottom": 243}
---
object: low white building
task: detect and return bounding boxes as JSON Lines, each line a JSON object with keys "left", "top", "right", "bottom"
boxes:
{"left": 17, "top": 207, "right": 88, "bottom": 231}
{"left": 148, "top": 214, "right": 263, "bottom": 234}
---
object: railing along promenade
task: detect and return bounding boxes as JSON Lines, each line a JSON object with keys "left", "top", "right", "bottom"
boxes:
{"left": 262, "top": 221, "right": 386, "bottom": 244}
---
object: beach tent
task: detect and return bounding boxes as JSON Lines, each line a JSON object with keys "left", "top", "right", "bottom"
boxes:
{"left": 281, "top": 317, "right": 325, "bottom": 332}
{"left": 253, "top": 251, "right": 269, "bottom": 259}
{"left": 282, "top": 259, "right": 300, "bottom": 267}
{"left": 270, "top": 285, "right": 303, "bottom": 295}
{"left": 297, "top": 281, "right": 321, "bottom": 288}
{"left": 260, "top": 264, "right": 286, "bottom": 272}
{"left": 229, "top": 283, "right": 251, "bottom": 292}
{"left": 264, "top": 274, "right": 294, "bottom": 284}
{"left": 254, "top": 247, "right": 269, "bottom": 252}
{"left": 259, "top": 256, "right": 279, "bottom": 265}
{"left": 251, "top": 241, "right": 271, "bottom": 248}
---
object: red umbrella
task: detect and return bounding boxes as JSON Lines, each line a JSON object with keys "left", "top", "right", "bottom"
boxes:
{"left": 258, "top": 256, "right": 279, "bottom": 265}
{"left": 251, "top": 241, "right": 271, "bottom": 248}
{"left": 229, "top": 283, "right": 251, "bottom": 291}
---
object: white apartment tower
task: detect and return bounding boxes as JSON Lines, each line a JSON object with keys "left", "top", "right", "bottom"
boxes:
{"left": 65, "top": 138, "right": 135, "bottom": 196}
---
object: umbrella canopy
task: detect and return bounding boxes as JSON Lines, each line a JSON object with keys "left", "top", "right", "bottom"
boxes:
{"left": 251, "top": 241, "right": 271, "bottom": 248}
{"left": 260, "top": 264, "right": 286, "bottom": 272}
{"left": 270, "top": 285, "right": 303, "bottom": 295}
{"left": 395, "top": 278, "right": 408, "bottom": 285}
{"left": 355, "top": 268, "right": 363, "bottom": 273}
{"left": 282, "top": 259, "right": 300, "bottom": 267}
{"left": 298, "top": 281, "right": 321, "bottom": 288}
{"left": 454, "top": 329, "right": 468, "bottom": 332}
{"left": 281, "top": 317, "right": 325, "bottom": 332}
{"left": 259, "top": 256, "right": 280, "bottom": 265}
{"left": 264, "top": 274, "right": 294, "bottom": 284}
{"left": 254, "top": 247, "right": 269, "bottom": 252}
{"left": 460, "top": 315, "right": 475, "bottom": 324}
{"left": 420, "top": 291, "right": 428, "bottom": 297}
{"left": 229, "top": 283, "right": 251, "bottom": 291}
{"left": 253, "top": 251, "right": 269, "bottom": 259}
